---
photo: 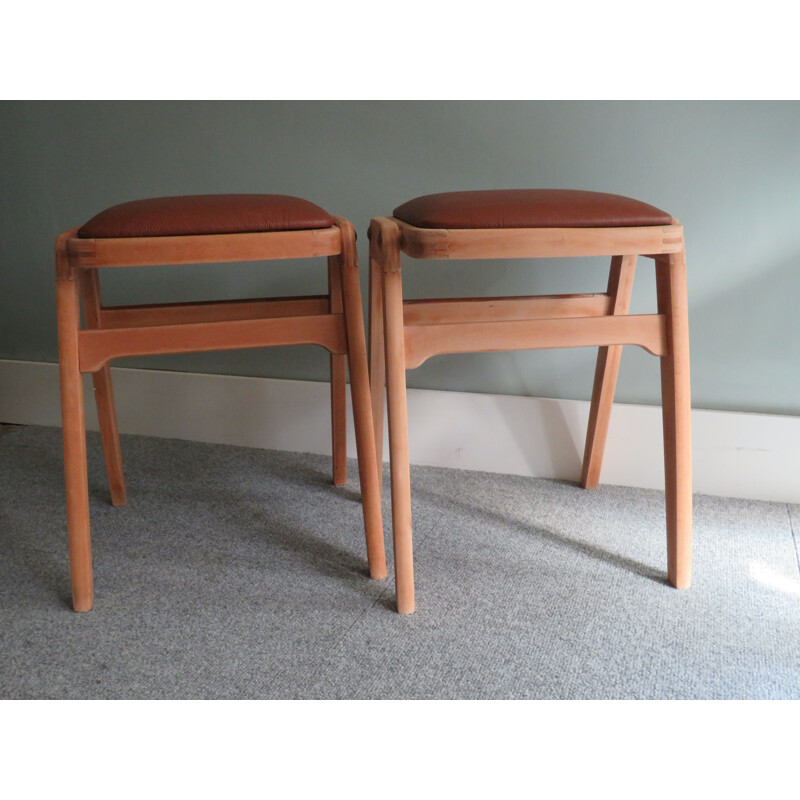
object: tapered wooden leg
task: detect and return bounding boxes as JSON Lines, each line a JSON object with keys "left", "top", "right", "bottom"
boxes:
{"left": 656, "top": 250, "right": 692, "bottom": 589}
{"left": 328, "top": 256, "right": 347, "bottom": 485}
{"left": 80, "top": 269, "right": 127, "bottom": 506}
{"left": 368, "top": 224, "right": 386, "bottom": 481}
{"left": 581, "top": 254, "right": 637, "bottom": 489}
{"left": 57, "top": 271, "right": 93, "bottom": 612}
{"left": 92, "top": 368, "right": 127, "bottom": 505}
{"left": 81, "top": 270, "right": 127, "bottom": 506}
{"left": 335, "top": 220, "right": 386, "bottom": 580}
{"left": 378, "top": 221, "right": 415, "bottom": 614}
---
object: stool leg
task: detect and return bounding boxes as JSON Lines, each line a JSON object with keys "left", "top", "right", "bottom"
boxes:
{"left": 80, "top": 269, "right": 127, "bottom": 506}
{"left": 368, "top": 225, "right": 386, "bottom": 483}
{"left": 379, "top": 225, "right": 415, "bottom": 614}
{"left": 656, "top": 251, "right": 692, "bottom": 589}
{"left": 56, "top": 271, "right": 93, "bottom": 612}
{"left": 91, "top": 368, "right": 126, "bottom": 505}
{"left": 581, "top": 254, "right": 637, "bottom": 489}
{"left": 336, "top": 221, "right": 387, "bottom": 580}
{"left": 328, "top": 256, "right": 347, "bottom": 486}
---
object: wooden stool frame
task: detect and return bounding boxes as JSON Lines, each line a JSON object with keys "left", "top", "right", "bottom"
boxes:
{"left": 368, "top": 216, "right": 691, "bottom": 614}
{"left": 56, "top": 217, "right": 386, "bottom": 612}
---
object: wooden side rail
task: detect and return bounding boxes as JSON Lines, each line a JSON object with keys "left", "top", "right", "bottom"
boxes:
{"left": 78, "top": 313, "right": 348, "bottom": 373}
{"left": 97, "top": 295, "right": 330, "bottom": 329}
{"left": 403, "top": 293, "right": 613, "bottom": 325}
{"left": 65, "top": 227, "right": 342, "bottom": 270}
{"left": 403, "top": 313, "right": 667, "bottom": 369}
{"left": 393, "top": 218, "right": 684, "bottom": 260}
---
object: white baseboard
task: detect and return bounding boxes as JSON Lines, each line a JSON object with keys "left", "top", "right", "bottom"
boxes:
{"left": 1, "top": 358, "right": 798, "bottom": 503}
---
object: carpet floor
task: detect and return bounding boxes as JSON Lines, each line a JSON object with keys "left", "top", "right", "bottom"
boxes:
{"left": 1, "top": 424, "right": 798, "bottom": 699}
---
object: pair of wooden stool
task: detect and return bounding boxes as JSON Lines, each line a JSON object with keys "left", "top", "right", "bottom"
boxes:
{"left": 56, "top": 190, "right": 691, "bottom": 614}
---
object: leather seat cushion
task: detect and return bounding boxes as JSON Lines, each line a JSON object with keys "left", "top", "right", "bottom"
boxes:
{"left": 393, "top": 189, "right": 672, "bottom": 229}
{"left": 78, "top": 194, "right": 335, "bottom": 238}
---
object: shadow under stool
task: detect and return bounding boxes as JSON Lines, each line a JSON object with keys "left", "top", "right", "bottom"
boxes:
{"left": 368, "top": 189, "right": 692, "bottom": 614}
{"left": 56, "top": 194, "right": 386, "bottom": 611}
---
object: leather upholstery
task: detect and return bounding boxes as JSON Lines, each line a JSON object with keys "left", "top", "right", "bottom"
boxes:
{"left": 393, "top": 189, "right": 673, "bottom": 229}
{"left": 78, "top": 194, "right": 336, "bottom": 238}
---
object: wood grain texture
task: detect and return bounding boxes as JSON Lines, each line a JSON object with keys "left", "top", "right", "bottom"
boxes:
{"left": 368, "top": 221, "right": 387, "bottom": 475}
{"left": 56, "top": 235, "right": 93, "bottom": 611}
{"left": 79, "top": 269, "right": 127, "bottom": 506}
{"left": 580, "top": 255, "right": 638, "bottom": 489}
{"left": 384, "top": 266, "right": 415, "bottom": 614}
{"left": 78, "top": 315, "right": 348, "bottom": 374}
{"left": 403, "top": 293, "right": 612, "bottom": 325}
{"left": 329, "top": 255, "right": 347, "bottom": 486}
{"left": 403, "top": 313, "right": 666, "bottom": 369}
{"left": 67, "top": 227, "right": 341, "bottom": 268}
{"left": 656, "top": 250, "right": 693, "bottom": 589}
{"left": 98, "top": 296, "right": 330, "bottom": 329}
{"left": 334, "top": 217, "right": 386, "bottom": 580}
{"left": 395, "top": 218, "right": 684, "bottom": 260}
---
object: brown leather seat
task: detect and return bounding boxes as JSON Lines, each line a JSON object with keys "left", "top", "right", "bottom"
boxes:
{"left": 393, "top": 189, "right": 673, "bottom": 229}
{"left": 78, "top": 194, "right": 335, "bottom": 239}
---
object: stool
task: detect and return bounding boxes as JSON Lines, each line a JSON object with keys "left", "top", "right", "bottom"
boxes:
{"left": 56, "top": 194, "right": 386, "bottom": 612}
{"left": 368, "top": 189, "right": 691, "bottom": 614}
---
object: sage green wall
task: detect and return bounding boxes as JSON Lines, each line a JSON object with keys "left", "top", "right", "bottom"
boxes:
{"left": 1, "top": 101, "right": 798, "bottom": 415}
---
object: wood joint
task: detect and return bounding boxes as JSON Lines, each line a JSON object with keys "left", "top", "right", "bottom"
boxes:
{"left": 370, "top": 217, "right": 403, "bottom": 273}
{"left": 55, "top": 228, "right": 81, "bottom": 280}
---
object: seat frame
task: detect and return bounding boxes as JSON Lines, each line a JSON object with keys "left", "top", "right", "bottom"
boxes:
{"left": 368, "top": 215, "right": 692, "bottom": 614}
{"left": 56, "top": 216, "right": 386, "bottom": 612}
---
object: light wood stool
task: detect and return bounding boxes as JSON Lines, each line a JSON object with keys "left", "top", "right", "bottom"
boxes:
{"left": 368, "top": 189, "right": 691, "bottom": 614}
{"left": 56, "top": 194, "right": 386, "bottom": 611}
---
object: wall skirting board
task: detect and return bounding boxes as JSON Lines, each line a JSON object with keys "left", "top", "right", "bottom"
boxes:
{"left": 1, "top": 359, "right": 798, "bottom": 504}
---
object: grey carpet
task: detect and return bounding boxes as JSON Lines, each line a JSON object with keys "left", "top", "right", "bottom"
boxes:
{"left": 1, "top": 424, "right": 798, "bottom": 699}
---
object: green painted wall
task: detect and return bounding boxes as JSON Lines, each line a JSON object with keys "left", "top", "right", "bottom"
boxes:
{"left": 1, "top": 101, "right": 798, "bottom": 415}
